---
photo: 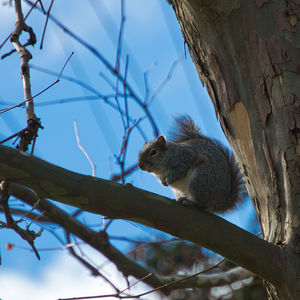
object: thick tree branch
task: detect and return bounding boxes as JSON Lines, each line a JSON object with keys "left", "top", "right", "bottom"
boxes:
{"left": 0, "top": 144, "right": 285, "bottom": 288}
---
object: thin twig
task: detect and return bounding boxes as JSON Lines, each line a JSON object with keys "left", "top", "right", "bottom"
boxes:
{"left": 30, "top": 134, "right": 37, "bottom": 155}
{"left": 145, "top": 55, "right": 183, "bottom": 106}
{"left": 0, "top": 52, "right": 74, "bottom": 115}
{"left": 28, "top": 64, "right": 148, "bottom": 141}
{"left": 73, "top": 120, "right": 96, "bottom": 177}
{"left": 103, "top": 219, "right": 114, "bottom": 232}
{"left": 115, "top": 118, "right": 143, "bottom": 183}
{"left": 64, "top": 232, "right": 120, "bottom": 293}
{"left": 61, "top": 272, "right": 154, "bottom": 300}
{"left": 115, "top": 0, "right": 125, "bottom": 74}
{"left": 40, "top": 0, "right": 54, "bottom": 49}
{"left": 123, "top": 55, "right": 129, "bottom": 128}
{"left": 134, "top": 258, "right": 226, "bottom": 298}
{"left": 114, "top": 0, "right": 126, "bottom": 130}
{"left": 24, "top": 0, "right": 159, "bottom": 138}
{"left": 109, "top": 236, "right": 180, "bottom": 245}
{"left": 0, "top": 128, "right": 26, "bottom": 144}
{"left": 15, "top": 198, "right": 40, "bottom": 223}
{"left": 120, "top": 272, "right": 153, "bottom": 294}
{"left": 1, "top": 39, "right": 34, "bottom": 59}
{"left": 110, "top": 163, "right": 138, "bottom": 182}
{"left": 0, "top": 207, "right": 48, "bottom": 223}
{"left": 143, "top": 62, "right": 157, "bottom": 103}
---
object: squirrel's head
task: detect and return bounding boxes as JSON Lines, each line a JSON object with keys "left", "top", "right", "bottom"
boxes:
{"left": 138, "top": 136, "right": 168, "bottom": 173}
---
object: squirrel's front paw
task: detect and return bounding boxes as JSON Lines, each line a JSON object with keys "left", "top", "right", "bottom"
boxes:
{"left": 161, "top": 177, "right": 169, "bottom": 186}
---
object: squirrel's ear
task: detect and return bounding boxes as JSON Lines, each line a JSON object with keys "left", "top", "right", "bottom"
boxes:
{"left": 156, "top": 136, "right": 167, "bottom": 149}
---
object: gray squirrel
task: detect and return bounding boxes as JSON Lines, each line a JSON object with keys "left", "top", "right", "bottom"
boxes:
{"left": 138, "top": 115, "right": 245, "bottom": 213}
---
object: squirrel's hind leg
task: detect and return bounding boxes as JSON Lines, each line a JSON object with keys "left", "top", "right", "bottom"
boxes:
{"left": 174, "top": 189, "right": 207, "bottom": 210}
{"left": 177, "top": 197, "right": 208, "bottom": 211}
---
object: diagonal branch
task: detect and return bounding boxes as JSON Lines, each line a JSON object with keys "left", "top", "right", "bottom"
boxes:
{"left": 0, "top": 144, "right": 285, "bottom": 288}
{"left": 8, "top": 182, "right": 164, "bottom": 292}
{"left": 8, "top": 183, "right": 255, "bottom": 293}
{"left": 64, "top": 231, "right": 121, "bottom": 294}
{"left": 0, "top": 181, "right": 41, "bottom": 259}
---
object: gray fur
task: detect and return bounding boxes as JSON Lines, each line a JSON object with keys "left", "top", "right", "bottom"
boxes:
{"left": 138, "top": 116, "right": 245, "bottom": 213}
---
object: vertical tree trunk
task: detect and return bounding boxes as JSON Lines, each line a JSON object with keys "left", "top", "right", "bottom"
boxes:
{"left": 169, "top": 0, "right": 300, "bottom": 298}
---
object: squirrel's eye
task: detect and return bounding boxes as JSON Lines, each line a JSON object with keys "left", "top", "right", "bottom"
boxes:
{"left": 150, "top": 149, "right": 157, "bottom": 156}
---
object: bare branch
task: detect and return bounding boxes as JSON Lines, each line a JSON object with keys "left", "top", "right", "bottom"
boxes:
{"left": 115, "top": 118, "right": 143, "bottom": 183}
{"left": 64, "top": 232, "right": 120, "bottom": 294}
{"left": 40, "top": 0, "right": 54, "bottom": 49}
{"left": 0, "top": 207, "right": 48, "bottom": 223}
{"left": 7, "top": 180, "right": 254, "bottom": 295}
{"left": 0, "top": 52, "right": 74, "bottom": 115}
{"left": 73, "top": 120, "right": 96, "bottom": 177}
{"left": 0, "top": 5, "right": 75, "bottom": 152}
{"left": 143, "top": 62, "right": 157, "bottom": 103}
{"left": 145, "top": 55, "right": 182, "bottom": 106}
{"left": 8, "top": 182, "right": 164, "bottom": 291}
{"left": 158, "top": 266, "right": 254, "bottom": 290}
{"left": 134, "top": 258, "right": 226, "bottom": 297}
{"left": 58, "top": 265, "right": 254, "bottom": 300}
{"left": 0, "top": 0, "right": 40, "bottom": 53}
{"left": 0, "top": 144, "right": 286, "bottom": 287}
{"left": 123, "top": 55, "right": 130, "bottom": 128}
{"left": 0, "top": 127, "right": 27, "bottom": 145}
{"left": 10, "top": 0, "right": 40, "bottom": 151}
{"left": 110, "top": 164, "right": 138, "bottom": 182}
{"left": 24, "top": 0, "right": 159, "bottom": 138}
{"left": 0, "top": 181, "right": 41, "bottom": 259}
{"left": 115, "top": 0, "right": 125, "bottom": 74}
{"left": 28, "top": 64, "right": 148, "bottom": 141}
{"left": 59, "top": 273, "right": 154, "bottom": 300}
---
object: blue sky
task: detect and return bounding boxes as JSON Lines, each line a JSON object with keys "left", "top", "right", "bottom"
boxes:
{"left": 0, "top": 1, "right": 256, "bottom": 299}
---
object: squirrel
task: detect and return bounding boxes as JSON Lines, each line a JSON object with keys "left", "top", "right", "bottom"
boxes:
{"left": 138, "top": 115, "right": 245, "bottom": 213}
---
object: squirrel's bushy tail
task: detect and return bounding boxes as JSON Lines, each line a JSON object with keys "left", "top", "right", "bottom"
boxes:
{"left": 170, "top": 114, "right": 204, "bottom": 142}
{"left": 221, "top": 145, "right": 246, "bottom": 209}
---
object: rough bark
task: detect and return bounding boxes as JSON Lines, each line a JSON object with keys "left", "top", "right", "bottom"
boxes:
{"left": 169, "top": 0, "right": 300, "bottom": 299}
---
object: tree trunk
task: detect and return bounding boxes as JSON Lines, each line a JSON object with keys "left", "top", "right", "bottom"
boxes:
{"left": 169, "top": 0, "right": 300, "bottom": 298}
